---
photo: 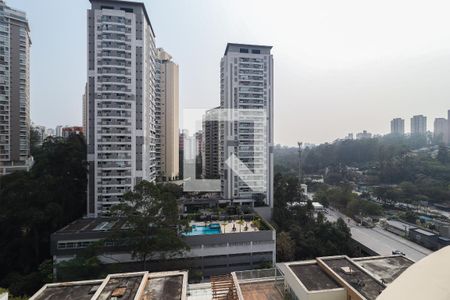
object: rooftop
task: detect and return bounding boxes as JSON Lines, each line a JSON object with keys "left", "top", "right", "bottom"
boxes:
{"left": 224, "top": 43, "right": 272, "bottom": 55}
{"left": 96, "top": 273, "right": 144, "bottom": 299}
{"left": 31, "top": 280, "right": 103, "bottom": 300}
{"left": 411, "top": 228, "right": 437, "bottom": 236}
{"left": 354, "top": 256, "right": 413, "bottom": 284}
{"left": 90, "top": 0, "right": 155, "bottom": 37}
{"left": 239, "top": 281, "right": 283, "bottom": 300}
{"left": 54, "top": 218, "right": 126, "bottom": 235}
{"left": 30, "top": 271, "right": 187, "bottom": 300}
{"left": 386, "top": 220, "right": 417, "bottom": 231}
{"left": 319, "top": 257, "right": 385, "bottom": 300}
{"left": 289, "top": 263, "right": 342, "bottom": 291}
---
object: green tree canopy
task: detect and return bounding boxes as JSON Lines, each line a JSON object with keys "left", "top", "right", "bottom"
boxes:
{"left": 109, "top": 181, "right": 189, "bottom": 269}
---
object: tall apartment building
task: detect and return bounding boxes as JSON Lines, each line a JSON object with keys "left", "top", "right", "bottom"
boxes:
{"left": 86, "top": 0, "right": 157, "bottom": 217}
{"left": 390, "top": 118, "right": 405, "bottom": 135}
{"left": 0, "top": 0, "right": 32, "bottom": 176}
{"left": 434, "top": 117, "right": 448, "bottom": 144}
{"left": 411, "top": 115, "right": 427, "bottom": 135}
{"left": 155, "top": 48, "right": 179, "bottom": 181}
{"left": 202, "top": 107, "right": 220, "bottom": 179}
{"left": 219, "top": 43, "right": 274, "bottom": 207}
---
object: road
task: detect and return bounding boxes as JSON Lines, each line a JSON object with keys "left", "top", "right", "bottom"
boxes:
{"left": 325, "top": 208, "right": 432, "bottom": 262}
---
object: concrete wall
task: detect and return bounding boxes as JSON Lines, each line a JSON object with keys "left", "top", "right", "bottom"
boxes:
{"left": 282, "top": 262, "right": 346, "bottom": 300}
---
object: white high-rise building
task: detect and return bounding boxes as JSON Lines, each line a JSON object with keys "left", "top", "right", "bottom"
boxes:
{"left": 390, "top": 118, "right": 405, "bottom": 135}
{"left": 411, "top": 115, "right": 427, "bottom": 135}
{"left": 219, "top": 43, "right": 274, "bottom": 207}
{"left": 0, "top": 0, "right": 32, "bottom": 176}
{"left": 86, "top": 0, "right": 157, "bottom": 216}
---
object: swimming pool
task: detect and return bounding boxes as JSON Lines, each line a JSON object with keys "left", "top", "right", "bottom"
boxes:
{"left": 183, "top": 223, "right": 221, "bottom": 236}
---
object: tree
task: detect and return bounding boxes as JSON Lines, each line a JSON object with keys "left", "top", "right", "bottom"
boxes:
{"left": 109, "top": 181, "right": 189, "bottom": 270}
{"left": 276, "top": 232, "right": 295, "bottom": 262}
{"left": 56, "top": 244, "right": 104, "bottom": 281}
{"left": 0, "top": 135, "right": 87, "bottom": 296}
{"left": 437, "top": 145, "right": 449, "bottom": 164}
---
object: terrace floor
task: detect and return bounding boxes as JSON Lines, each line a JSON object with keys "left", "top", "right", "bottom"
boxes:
{"left": 239, "top": 281, "right": 283, "bottom": 300}
{"left": 191, "top": 220, "right": 259, "bottom": 234}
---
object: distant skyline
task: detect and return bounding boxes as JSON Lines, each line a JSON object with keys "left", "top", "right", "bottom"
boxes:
{"left": 7, "top": 0, "right": 450, "bottom": 145}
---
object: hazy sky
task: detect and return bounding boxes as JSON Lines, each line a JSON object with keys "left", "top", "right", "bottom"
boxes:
{"left": 7, "top": 0, "right": 450, "bottom": 145}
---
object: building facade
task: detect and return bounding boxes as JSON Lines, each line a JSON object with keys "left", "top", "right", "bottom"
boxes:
{"left": 433, "top": 117, "right": 448, "bottom": 144}
{"left": 50, "top": 215, "right": 276, "bottom": 279}
{"left": 0, "top": 0, "right": 32, "bottom": 176}
{"left": 219, "top": 43, "right": 274, "bottom": 207}
{"left": 410, "top": 115, "right": 427, "bottom": 135}
{"left": 155, "top": 48, "right": 179, "bottom": 181}
{"left": 390, "top": 118, "right": 405, "bottom": 135}
{"left": 202, "top": 107, "right": 220, "bottom": 179}
{"left": 86, "top": 0, "right": 157, "bottom": 217}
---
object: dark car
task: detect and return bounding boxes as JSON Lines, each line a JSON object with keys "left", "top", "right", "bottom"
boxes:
{"left": 392, "top": 250, "right": 405, "bottom": 256}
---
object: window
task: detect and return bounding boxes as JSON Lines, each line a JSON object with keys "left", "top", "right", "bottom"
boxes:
{"left": 240, "top": 48, "right": 249, "bottom": 53}
{"left": 120, "top": 8, "right": 134, "bottom": 13}
{"left": 251, "top": 49, "right": 261, "bottom": 54}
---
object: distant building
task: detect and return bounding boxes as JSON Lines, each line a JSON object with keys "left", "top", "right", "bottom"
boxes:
{"left": 356, "top": 130, "right": 372, "bottom": 139}
{"left": 411, "top": 115, "right": 427, "bottom": 135}
{"left": 408, "top": 228, "right": 439, "bottom": 250}
{"left": 434, "top": 117, "right": 448, "bottom": 144}
{"left": 33, "top": 124, "right": 47, "bottom": 144}
{"left": 202, "top": 107, "right": 220, "bottom": 179}
{"left": 390, "top": 118, "right": 405, "bottom": 135}
{"left": 0, "top": 1, "right": 32, "bottom": 176}
{"left": 45, "top": 128, "right": 55, "bottom": 137}
{"left": 155, "top": 48, "right": 179, "bottom": 181}
{"left": 195, "top": 130, "right": 203, "bottom": 158}
{"left": 55, "top": 125, "right": 63, "bottom": 137}
{"left": 62, "top": 126, "right": 83, "bottom": 138}
{"left": 345, "top": 133, "right": 354, "bottom": 140}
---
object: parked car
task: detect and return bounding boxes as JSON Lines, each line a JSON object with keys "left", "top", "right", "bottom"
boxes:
{"left": 392, "top": 250, "right": 405, "bottom": 256}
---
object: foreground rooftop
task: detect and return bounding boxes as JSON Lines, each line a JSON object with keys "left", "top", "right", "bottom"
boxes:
{"left": 31, "top": 253, "right": 419, "bottom": 300}
{"left": 30, "top": 271, "right": 187, "bottom": 300}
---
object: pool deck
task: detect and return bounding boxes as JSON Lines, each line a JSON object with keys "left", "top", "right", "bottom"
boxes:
{"left": 189, "top": 221, "right": 259, "bottom": 234}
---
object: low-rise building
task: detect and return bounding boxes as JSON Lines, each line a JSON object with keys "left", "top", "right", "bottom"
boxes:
{"left": 62, "top": 126, "right": 83, "bottom": 138}
{"left": 408, "top": 227, "right": 439, "bottom": 250}
{"left": 51, "top": 215, "right": 275, "bottom": 280}
{"left": 384, "top": 220, "right": 417, "bottom": 237}
{"left": 238, "top": 254, "right": 413, "bottom": 300}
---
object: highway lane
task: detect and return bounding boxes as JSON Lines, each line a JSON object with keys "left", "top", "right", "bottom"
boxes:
{"left": 325, "top": 208, "right": 432, "bottom": 262}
